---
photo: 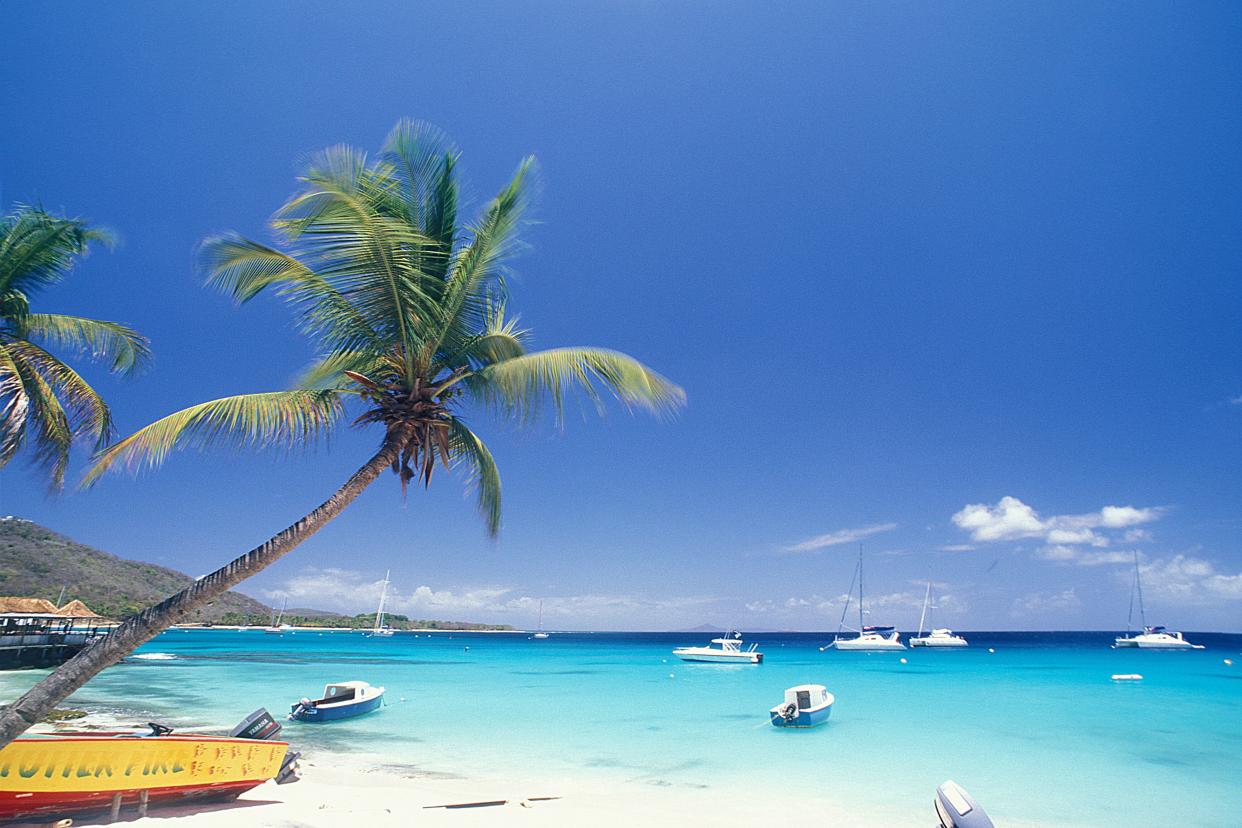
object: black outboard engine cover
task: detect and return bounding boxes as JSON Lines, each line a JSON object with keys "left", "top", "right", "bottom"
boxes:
{"left": 935, "top": 780, "right": 995, "bottom": 828}
{"left": 230, "top": 707, "right": 282, "bottom": 741}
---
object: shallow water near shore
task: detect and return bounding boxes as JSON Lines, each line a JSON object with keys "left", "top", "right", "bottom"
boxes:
{"left": 3, "top": 629, "right": 1240, "bottom": 826}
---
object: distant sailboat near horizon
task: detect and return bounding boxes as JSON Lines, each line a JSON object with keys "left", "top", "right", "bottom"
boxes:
{"left": 1114, "top": 551, "right": 1203, "bottom": 650}
{"left": 823, "top": 547, "right": 906, "bottom": 651}
{"left": 532, "top": 599, "right": 550, "bottom": 639}
{"left": 264, "top": 597, "right": 291, "bottom": 634}
{"left": 367, "top": 570, "right": 395, "bottom": 637}
{"left": 909, "top": 579, "right": 968, "bottom": 648}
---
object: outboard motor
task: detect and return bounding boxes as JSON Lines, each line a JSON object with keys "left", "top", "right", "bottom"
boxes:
{"left": 935, "top": 780, "right": 995, "bottom": 828}
{"left": 230, "top": 707, "right": 282, "bottom": 741}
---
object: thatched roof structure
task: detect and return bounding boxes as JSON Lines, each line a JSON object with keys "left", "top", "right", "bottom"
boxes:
{"left": 0, "top": 597, "right": 60, "bottom": 614}
{"left": 56, "top": 599, "right": 103, "bottom": 618}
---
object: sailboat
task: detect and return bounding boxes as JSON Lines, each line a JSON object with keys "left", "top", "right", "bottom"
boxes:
{"left": 909, "top": 580, "right": 967, "bottom": 647}
{"left": 367, "top": 570, "right": 395, "bottom": 637}
{"left": 824, "top": 547, "right": 905, "bottom": 651}
{"left": 263, "top": 597, "right": 292, "bottom": 634}
{"left": 1114, "top": 551, "right": 1202, "bottom": 650}
{"left": 532, "top": 599, "right": 550, "bottom": 639}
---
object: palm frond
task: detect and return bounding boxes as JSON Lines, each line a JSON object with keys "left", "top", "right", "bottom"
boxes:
{"left": 8, "top": 346, "right": 72, "bottom": 489}
{"left": 0, "top": 205, "right": 113, "bottom": 296}
{"left": 0, "top": 343, "right": 30, "bottom": 467}
{"left": 83, "top": 390, "right": 344, "bottom": 486}
{"left": 431, "top": 158, "right": 538, "bottom": 358}
{"left": 448, "top": 417, "right": 501, "bottom": 536}
{"left": 200, "top": 234, "right": 379, "bottom": 352}
{"left": 470, "top": 347, "right": 686, "bottom": 423}
{"left": 379, "top": 119, "right": 460, "bottom": 261}
{"left": 3, "top": 339, "right": 111, "bottom": 450}
{"left": 22, "top": 314, "right": 151, "bottom": 376}
{"left": 296, "top": 351, "right": 395, "bottom": 390}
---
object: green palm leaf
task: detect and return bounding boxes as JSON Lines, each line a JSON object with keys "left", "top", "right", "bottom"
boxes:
{"left": 22, "top": 314, "right": 151, "bottom": 376}
{"left": 8, "top": 346, "right": 73, "bottom": 489}
{"left": 471, "top": 347, "right": 686, "bottom": 422}
{"left": 3, "top": 339, "right": 112, "bottom": 449}
{"left": 449, "top": 417, "right": 501, "bottom": 536}
{"left": 0, "top": 343, "right": 30, "bottom": 465}
{"left": 83, "top": 390, "right": 344, "bottom": 485}
{"left": 0, "top": 205, "right": 112, "bottom": 296}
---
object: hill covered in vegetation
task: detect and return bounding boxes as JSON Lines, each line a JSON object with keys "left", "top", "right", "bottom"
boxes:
{"left": 0, "top": 517, "right": 269, "bottom": 621}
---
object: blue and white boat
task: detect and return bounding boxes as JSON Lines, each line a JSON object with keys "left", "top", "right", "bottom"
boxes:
{"left": 289, "top": 681, "right": 385, "bottom": 722}
{"left": 769, "top": 684, "right": 834, "bottom": 728}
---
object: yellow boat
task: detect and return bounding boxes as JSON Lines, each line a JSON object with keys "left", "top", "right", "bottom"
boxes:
{"left": 0, "top": 732, "right": 288, "bottom": 821}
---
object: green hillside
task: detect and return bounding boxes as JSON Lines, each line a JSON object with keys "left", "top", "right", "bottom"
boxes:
{"left": 0, "top": 518, "right": 269, "bottom": 621}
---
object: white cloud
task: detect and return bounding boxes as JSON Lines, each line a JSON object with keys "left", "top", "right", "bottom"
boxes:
{"left": 939, "top": 543, "right": 976, "bottom": 552}
{"left": 1136, "top": 555, "right": 1242, "bottom": 604}
{"left": 1036, "top": 546, "right": 1133, "bottom": 566}
{"left": 952, "top": 497, "right": 1044, "bottom": 541}
{"left": 1099, "top": 506, "right": 1160, "bottom": 528}
{"left": 952, "top": 496, "right": 1164, "bottom": 549}
{"left": 1011, "top": 588, "right": 1081, "bottom": 616}
{"left": 269, "top": 567, "right": 717, "bottom": 625}
{"left": 1230, "top": 394, "right": 1242, "bottom": 406}
{"left": 784, "top": 522, "right": 897, "bottom": 553}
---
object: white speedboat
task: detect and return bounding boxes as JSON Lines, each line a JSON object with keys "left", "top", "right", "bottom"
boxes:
{"left": 824, "top": 549, "right": 906, "bottom": 651}
{"left": 909, "top": 581, "right": 968, "bottom": 647}
{"left": 1114, "top": 552, "right": 1202, "bottom": 650}
{"left": 673, "top": 630, "right": 763, "bottom": 663}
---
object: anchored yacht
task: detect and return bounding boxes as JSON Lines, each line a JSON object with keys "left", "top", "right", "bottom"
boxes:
{"left": 825, "top": 548, "right": 906, "bottom": 651}
{"left": 1114, "top": 552, "right": 1202, "bottom": 650}
{"left": 910, "top": 580, "right": 968, "bottom": 648}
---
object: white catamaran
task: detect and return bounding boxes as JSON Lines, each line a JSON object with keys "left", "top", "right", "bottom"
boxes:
{"left": 368, "top": 570, "right": 395, "bottom": 637}
{"left": 909, "top": 579, "right": 967, "bottom": 648}
{"left": 824, "top": 548, "right": 906, "bottom": 651}
{"left": 1114, "top": 551, "right": 1202, "bottom": 650}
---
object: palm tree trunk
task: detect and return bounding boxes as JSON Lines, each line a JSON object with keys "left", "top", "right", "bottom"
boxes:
{"left": 0, "top": 426, "right": 411, "bottom": 748}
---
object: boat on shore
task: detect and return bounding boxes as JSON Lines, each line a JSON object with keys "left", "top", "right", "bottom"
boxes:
{"left": 289, "top": 681, "right": 385, "bottom": 722}
{"left": 1114, "top": 552, "right": 1203, "bottom": 650}
{"left": 0, "top": 724, "right": 289, "bottom": 821}
{"left": 769, "top": 684, "right": 834, "bottom": 728}
{"left": 825, "top": 549, "right": 906, "bottom": 651}
{"left": 673, "top": 630, "right": 763, "bottom": 663}
{"left": 910, "top": 580, "right": 968, "bottom": 648}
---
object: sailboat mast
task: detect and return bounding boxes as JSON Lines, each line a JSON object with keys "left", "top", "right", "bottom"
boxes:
{"left": 1133, "top": 550, "right": 1147, "bottom": 629}
{"left": 538, "top": 599, "right": 543, "bottom": 631}
{"left": 375, "top": 570, "right": 390, "bottom": 632}
{"left": 857, "top": 546, "right": 865, "bottom": 632}
{"left": 918, "top": 580, "right": 931, "bottom": 637}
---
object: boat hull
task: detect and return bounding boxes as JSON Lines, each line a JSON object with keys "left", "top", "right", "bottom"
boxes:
{"left": 1135, "top": 640, "right": 1201, "bottom": 650}
{"left": 830, "top": 639, "right": 906, "bottom": 651}
{"left": 290, "top": 692, "right": 384, "bottom": 722}
{"left": 672, "top": 650, "right": 762, "bottom": 664}
{"left": 910, "top": 637, "right": 968, "bottom": 648}
{"left": 769, "top": 704, "right": 832, "bottom": 728}
{"left": 0, "top": 735, "right": 287, "bottom": 821}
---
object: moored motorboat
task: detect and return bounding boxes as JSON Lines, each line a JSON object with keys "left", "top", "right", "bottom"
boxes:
{"left": 769, "top": 684, "right": 834, "bottom": 728}
{"left": 672, "top": 630, "right": 762, "bottom": 663}
{"left": 289, "top": 681, "right": 385, "bottom": 722}
{"left": 0, "top": 720, "right": 290, "bottom": 821}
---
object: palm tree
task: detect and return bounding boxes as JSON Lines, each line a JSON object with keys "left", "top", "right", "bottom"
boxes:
{"left": 0, "top": 121, "right": 684, "bottom": 745}
{"left": 0, "top": 204, "right": 150, "bottom": 489}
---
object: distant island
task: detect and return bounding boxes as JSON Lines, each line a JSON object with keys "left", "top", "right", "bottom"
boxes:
{"left": 0, "top": 518, "right": 510, "bottom": 630}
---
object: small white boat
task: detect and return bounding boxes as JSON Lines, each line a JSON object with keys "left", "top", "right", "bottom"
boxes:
{"left": 1114, "top": 552, "right": 1203, "bottom": 649}
{"left": 367, "top": 570, "right": 396, "bottom": 637}
{"left": 909, "top": 580, "right": 968, "bottom": 648}
{"left": 824, "top": 549, "right": 906, "bottom": 651}
{"left": 263, "top": 598, "right": 290, "bottom": 634}
{"left": 532, "top": 599, "right": 550, "bottom": 639}
{"left": 673, "top": 630, "right": 763, "bottom": 663}
{"left": 289, "top": 681, "right": 385, "bottom": 722}
{"left": 770, "top": 684, "right": 834, "bottom": 728}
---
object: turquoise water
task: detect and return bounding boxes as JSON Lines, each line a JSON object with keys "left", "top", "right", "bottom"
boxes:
{"left": 3, "top": 630, "right": 1240, "bottom": 825}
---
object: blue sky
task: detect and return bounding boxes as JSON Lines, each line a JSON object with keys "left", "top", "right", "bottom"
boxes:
{"left": 3, "top": 2, "right": 1240, "bottom": 631}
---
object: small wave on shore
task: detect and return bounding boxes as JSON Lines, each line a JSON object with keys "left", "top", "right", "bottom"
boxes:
{"left": 131, "top": 652, "right": 177, "bottom": 660}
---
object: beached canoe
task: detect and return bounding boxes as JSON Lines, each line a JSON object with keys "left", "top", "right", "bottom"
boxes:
{"left": 0, "top": 733, "right": 288, "bottom": 821}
